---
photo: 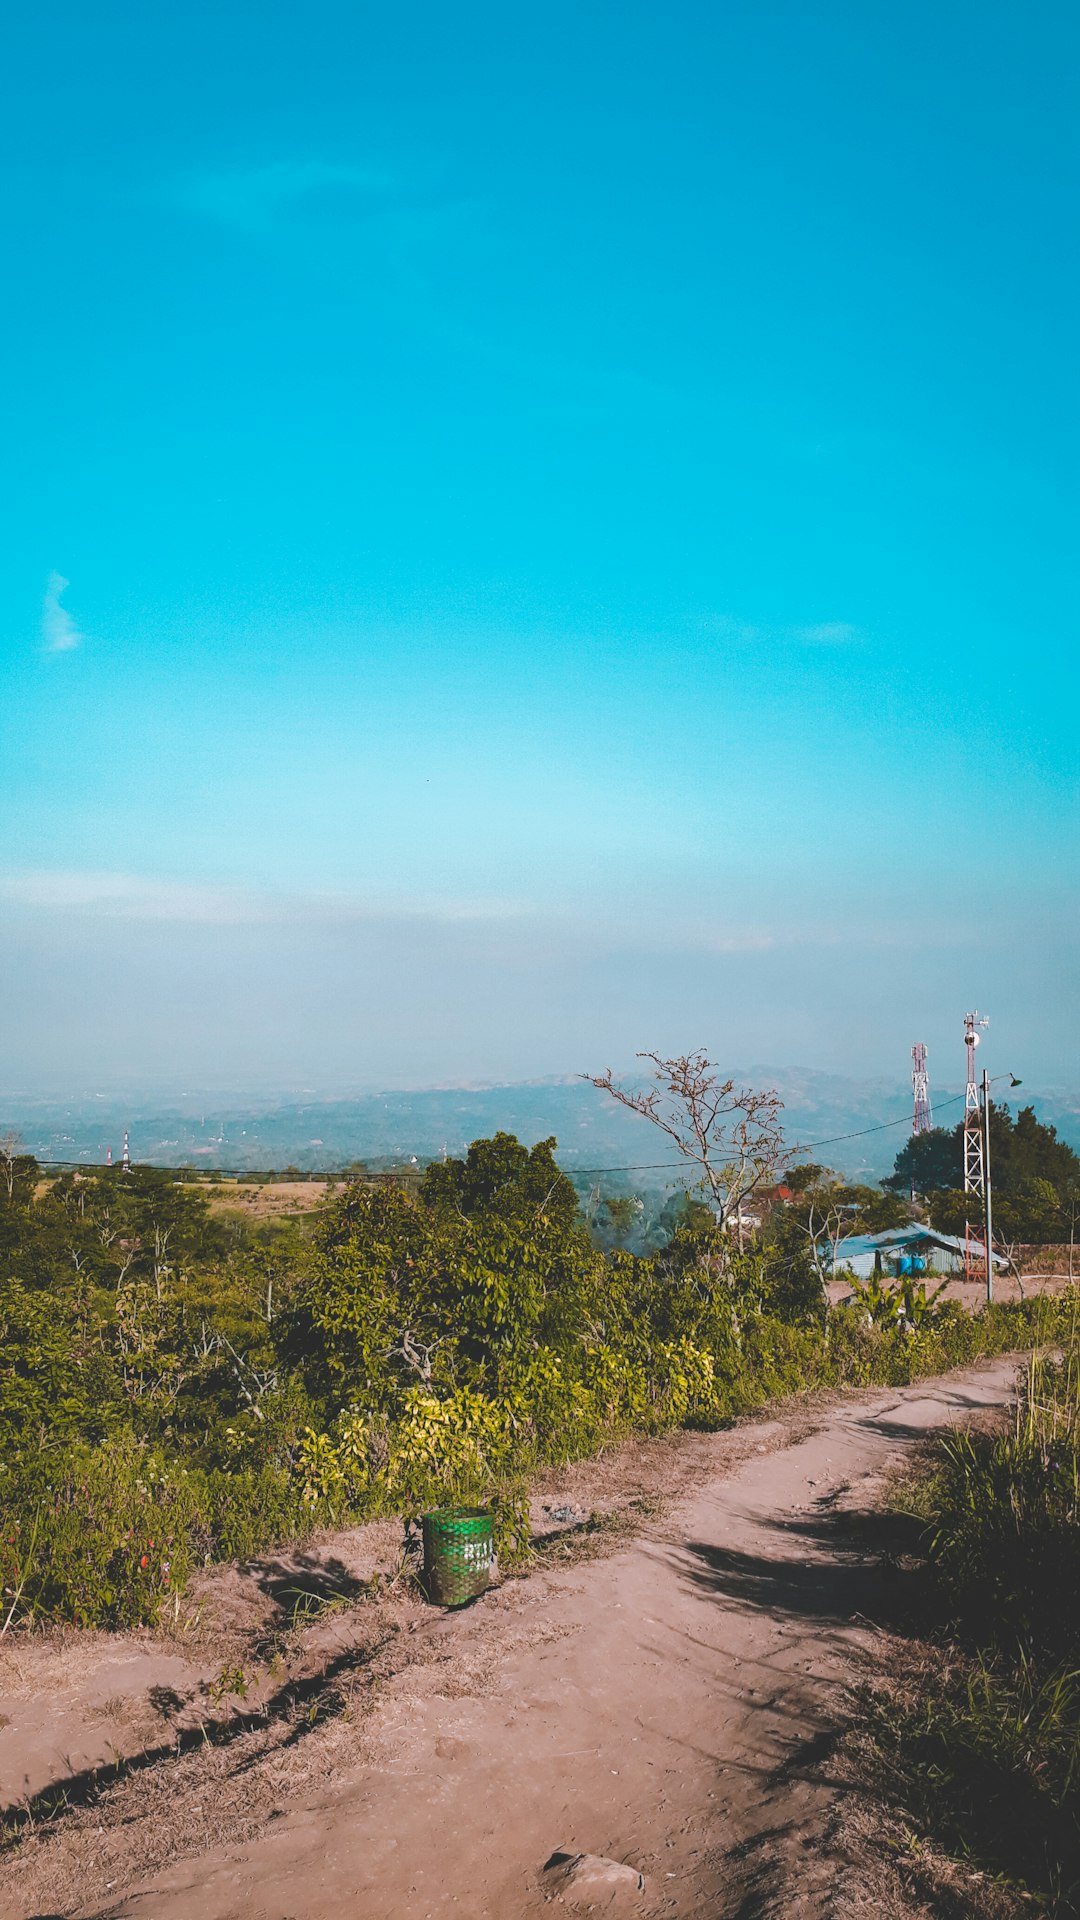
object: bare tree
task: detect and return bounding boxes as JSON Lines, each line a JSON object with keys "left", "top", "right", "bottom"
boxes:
{"left": 152, "top": 1221, "right": 174, "bottom": 1304}
{"left": 0, "top": 1131, "right": 23, "bottom": 1203}
{"left": 800, "top": 1199, "right": 859, "bottom": 1301}
{"left": 387, "top": 1329, "right": 443, "bottom": 1385}
{"left": 997, "top": 1237, "right": 1025, "bottom": 1299}
{"left": 586, "top": 1051, "right": 786, "bottom": 1251}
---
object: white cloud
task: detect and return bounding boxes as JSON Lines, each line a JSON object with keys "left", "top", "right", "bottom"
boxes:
{"left": 42, "top": 572, "right": 82, "bottom": 652}
{"left": 0, "top": 870, "right": 530, "bottom": 928}
{"left": 0, "top": 872, "right": 256, "bottom": 923}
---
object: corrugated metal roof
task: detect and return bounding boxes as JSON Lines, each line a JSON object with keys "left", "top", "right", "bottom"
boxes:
{"left": 828, "top": 1224, "right": 1004, "bottom": 1264}
{"left": 826, "top": 1233, "right": 885, "bottom": 1260}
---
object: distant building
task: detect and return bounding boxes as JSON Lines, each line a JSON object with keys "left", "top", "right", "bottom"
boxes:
{"left": 725, "top": 1183, "right": 795, "bottom": 1234}
{"left": 824, "top": 1225, "right": 1006, "bottom": 1279}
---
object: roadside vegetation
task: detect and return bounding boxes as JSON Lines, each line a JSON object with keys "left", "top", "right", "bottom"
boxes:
{"left": 859, "top": 1304, "right": 1080, "bottom": 1916}
{"left": 0, "top": 1099, "right": 1063, "bottom": 1636}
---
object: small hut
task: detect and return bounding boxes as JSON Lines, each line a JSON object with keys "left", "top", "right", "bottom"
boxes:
{"left": 825, "top": 1224, "right": 1006, "bottom": 1279}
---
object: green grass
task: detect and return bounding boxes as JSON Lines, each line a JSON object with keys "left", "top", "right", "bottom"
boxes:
{"left": 869, "top": 1298, "right": 1080, "bottom": 1914}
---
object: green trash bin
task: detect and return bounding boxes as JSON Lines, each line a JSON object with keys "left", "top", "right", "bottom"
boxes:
{"left": 421, "top": 1506, "right": 494, "bottom": 1607}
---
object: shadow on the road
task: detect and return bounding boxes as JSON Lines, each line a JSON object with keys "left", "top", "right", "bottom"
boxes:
{"left": 679, "top": 1501, "right": 928, "bottom": 1639}
{"left": 0, "top": 1625, "right": 393, "bottom": 1842}
{"left": 850, "top": 1386, "right": 1013, "bottom": 1448}
{"left": 238, "top": 1551, "right": 372, "bottom": 1620}
{"left": 676, "top": 1497, "right": 942, "bottom": 1913}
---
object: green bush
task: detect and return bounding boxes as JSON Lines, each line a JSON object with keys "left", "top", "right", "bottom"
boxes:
{"left": 0, "top": 1145, "right": 1064, "bottom": 1632}
{"left": 1, "top": 1437, "right": 205, "bottom": 1628}
{"left": 1, "top": 1437, "right": 312, "bottom": 1627}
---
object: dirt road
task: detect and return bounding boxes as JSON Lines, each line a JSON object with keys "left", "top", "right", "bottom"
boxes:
{"left": 2, "top": 1357, "right": 1020, "bottom": 1920}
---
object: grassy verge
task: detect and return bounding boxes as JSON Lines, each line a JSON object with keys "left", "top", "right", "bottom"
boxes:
{"left": 859, "top": 1301, "right": 1080, "bottom": 1916}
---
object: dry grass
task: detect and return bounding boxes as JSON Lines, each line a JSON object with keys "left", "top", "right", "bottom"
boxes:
{"left": 829, "top": 1647, "right": 1035, "bottom": 1920}
{"left": 200, "top": 1179, "right": 329, "bottom": 1219}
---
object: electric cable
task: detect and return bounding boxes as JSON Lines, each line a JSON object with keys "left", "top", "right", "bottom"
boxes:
{"left": 26, "top": 1089, "right": 981, "bottom": 1179}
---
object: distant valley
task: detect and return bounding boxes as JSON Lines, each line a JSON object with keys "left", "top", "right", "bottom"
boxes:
{"left": 5, "top": 1069, "right": 1079, "bottom": 1189}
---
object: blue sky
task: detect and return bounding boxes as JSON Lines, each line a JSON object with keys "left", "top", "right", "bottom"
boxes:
{"left": 2, "top": 1, "right": 1077, "bottom": 1092}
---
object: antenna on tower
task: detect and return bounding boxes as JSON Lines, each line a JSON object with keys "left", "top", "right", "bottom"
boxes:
{"left": 911, "top": 1043, "right": 932, "bottom": 1135}
{"left": 962, "top": 1012, "right": 989, "bottom": 1197}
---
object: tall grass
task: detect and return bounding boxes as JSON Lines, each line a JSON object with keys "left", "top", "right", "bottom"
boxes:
{"left": 881, "top": 1291, "right": 1080, "bottom": 1913}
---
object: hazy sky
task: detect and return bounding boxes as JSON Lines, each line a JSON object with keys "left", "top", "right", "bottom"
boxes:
{"left": 2, "top": 2, "right": 1077, "bottom": 1093}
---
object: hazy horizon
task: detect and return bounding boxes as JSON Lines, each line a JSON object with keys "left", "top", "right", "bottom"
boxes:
{"left": 3, "top": 3, "right": 1076, "bottom": 1093}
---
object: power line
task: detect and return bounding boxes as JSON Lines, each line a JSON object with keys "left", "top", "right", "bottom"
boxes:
{"left": 28, "top": 1091, "right": 970, "bottom": 1181}
{"left": 562, "top": 1092, "right": 969, "bottom": 1176}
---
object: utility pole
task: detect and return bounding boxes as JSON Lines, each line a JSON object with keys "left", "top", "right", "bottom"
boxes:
{"left": 981, "top": 1067, "right": 994, "bottom": 1304}
{"left": 911, "top": 1043, "right": 932, "bottom": 1134}
{"left": 963, "top": 1012, "right": 988, "bottom": 1197}
{"left": 962, "top": 1011, "right": 989, "bottom": 1283}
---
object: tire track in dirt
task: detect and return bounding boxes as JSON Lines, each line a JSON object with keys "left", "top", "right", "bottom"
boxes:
{"left": 1, "top": 1357, "right": 1020, "bottom": 1920}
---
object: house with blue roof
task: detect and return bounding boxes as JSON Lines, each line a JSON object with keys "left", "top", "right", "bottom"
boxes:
{"left": 825, "top": 1224, "right": 1006, "bottom": 1279}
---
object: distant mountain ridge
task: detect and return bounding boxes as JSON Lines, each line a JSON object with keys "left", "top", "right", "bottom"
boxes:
{"left": 6, "top": 1069, "right": 1079, "bottom": 1186}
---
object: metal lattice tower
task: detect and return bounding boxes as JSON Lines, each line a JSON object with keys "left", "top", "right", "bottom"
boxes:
{"left": 121, "top": 1130, "right": 130, "bottom": 1176}
{"left": 911, "top": 1043, "right": 932, "bottom": 1134}
{"left": 962, "top": 1011, "right": 988, "bottom": 1195}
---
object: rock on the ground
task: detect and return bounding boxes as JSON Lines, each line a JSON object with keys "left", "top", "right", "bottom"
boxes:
{"left": 543, "top": 1850, "right": 646, "bottom": 1906}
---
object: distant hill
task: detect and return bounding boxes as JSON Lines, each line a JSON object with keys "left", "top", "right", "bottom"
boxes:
{"left": 5, "top": 1070, "right": 1079, "bottom": 1188}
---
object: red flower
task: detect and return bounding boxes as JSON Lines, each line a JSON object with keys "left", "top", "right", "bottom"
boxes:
{"left": 140, "top": 1554, "right": 149, "bottom": 1568}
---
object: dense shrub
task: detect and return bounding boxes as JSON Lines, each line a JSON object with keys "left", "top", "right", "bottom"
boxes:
{"left": 0, "top": 1143, "right": 1061, "bottom": 1632}
{"left": 0, "top": 1274, "right": 124, "bottom": 1456}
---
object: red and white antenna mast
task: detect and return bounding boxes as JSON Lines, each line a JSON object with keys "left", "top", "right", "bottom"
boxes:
{"left": 962, "top": 1011, "right": 988, "bottom": 1195}
{"left": 911, "top": 1043, "right": 932, "bottom": 1134}
{"left": 106, "top": 1144, "right": 112, "bottom": 1167}
{"left": 121, "top": 1130, "right": 131, "bottom": 1175}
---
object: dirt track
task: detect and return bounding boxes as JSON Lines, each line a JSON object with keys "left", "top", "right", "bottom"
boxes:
{"left": 1, "top": 1357, "right": 1021, "bottom": 1920}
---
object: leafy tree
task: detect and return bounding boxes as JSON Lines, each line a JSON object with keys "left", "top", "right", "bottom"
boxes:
{"left": 830, "top": 1183, "right": 912, "bottom": 1232}
{"left": 888, "top": 1106, "right": 1079, "bottom": 1203}
{"left": 991, "top": 1104, "right": 1080, "bottom": 1193}
{"left": 890, "top": 1104, "right": 1080, "bottom": 1244}
{"left": 783, "top": 1163, "right": 829, "bottom": 1193}
{"left": 0, "top": 1274, "right": 125, "bottom": 1461}
{"left": 600, "top": 1194, "right": 639, "bottom": 1237}
{"left": 419, "top": 1132, "right": 579, "bottom": 1233}
{"left": 885, "top": 1128, "right": 961, "bottom": 1193}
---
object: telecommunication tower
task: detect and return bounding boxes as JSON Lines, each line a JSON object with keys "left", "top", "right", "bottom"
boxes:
{"left": 962, "top": 1012, "right": 988, "bottom": 1195}
{"left": 106, "top": 1145, "right": 112, "bottom": 1167}
{"left": 121, "top": 1130, "right": 131, "bottom": 1176}
{"left": 911, "top": 1044, "right": 932, "bottom": 1135}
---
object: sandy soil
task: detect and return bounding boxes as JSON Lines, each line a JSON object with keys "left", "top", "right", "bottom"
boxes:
{"left": 0, "top": 1356, "right": 1024, "bottom": 1920}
